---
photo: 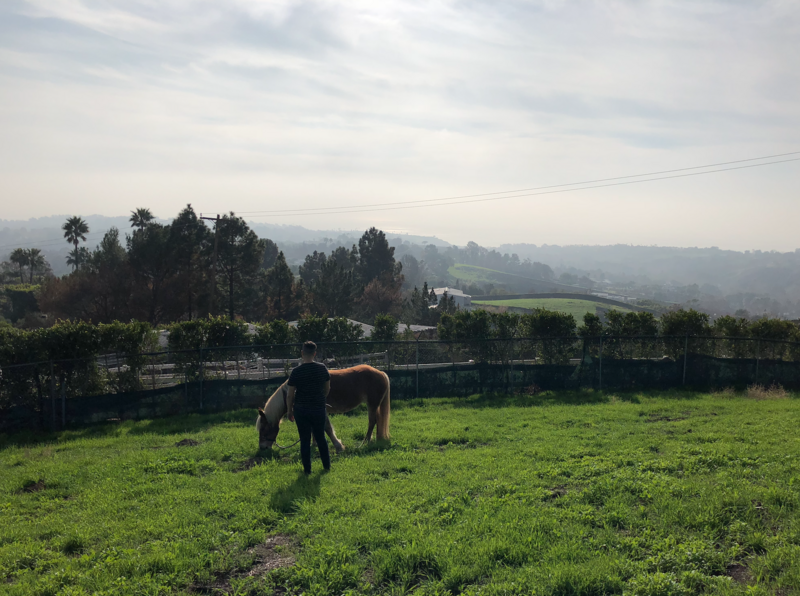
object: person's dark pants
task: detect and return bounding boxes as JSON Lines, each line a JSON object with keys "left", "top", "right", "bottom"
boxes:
{"left": 294, "top": 407, "right": 330, "bottom": 474}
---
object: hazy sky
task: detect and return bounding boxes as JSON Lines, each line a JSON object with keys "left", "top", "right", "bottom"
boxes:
{"left": 1, "top": 1, "right": 798, "bottom": 250}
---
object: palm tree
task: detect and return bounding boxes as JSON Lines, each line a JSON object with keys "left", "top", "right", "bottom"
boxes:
{"left": 129, "top": 208, "right": 155, "bottom": 231}
{"left": 9, "top": 248, "right": 28, "bottom": 284}
{"left": 25, "top": 248, "right": 46, "bottom": 283}
{"left": 62, "top": 216, "right": 90, "bottom": 270}
{"left": 66, "top": 247, "right": 90, "bottom": 271}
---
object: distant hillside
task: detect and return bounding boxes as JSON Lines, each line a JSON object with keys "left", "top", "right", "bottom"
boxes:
{"left": 497, "top": 243, "right": 800, "bottom": 303}
{"left": 448, "top": 264, "right": 588, "bottom": 294}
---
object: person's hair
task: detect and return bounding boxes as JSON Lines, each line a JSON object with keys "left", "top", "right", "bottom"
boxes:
{"left": 302, "top": 340, "right": 317, "bottom": 355}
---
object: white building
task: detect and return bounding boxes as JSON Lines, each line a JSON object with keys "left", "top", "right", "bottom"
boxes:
{"left": 433, "top": 287, "right": 472, "bottom": 308}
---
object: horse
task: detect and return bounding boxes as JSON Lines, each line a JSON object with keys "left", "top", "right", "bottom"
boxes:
{"left": 256, "top": 364, "right": 391, "bottom": 451}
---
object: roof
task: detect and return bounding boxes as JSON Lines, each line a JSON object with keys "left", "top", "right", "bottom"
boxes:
{"left": 433, "top": 287, "right": 469, "bottom": 297}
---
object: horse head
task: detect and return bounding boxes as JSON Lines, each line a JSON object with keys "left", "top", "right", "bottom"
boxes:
{"left": 256, "top": 384, "right": 288, "bottom": 450}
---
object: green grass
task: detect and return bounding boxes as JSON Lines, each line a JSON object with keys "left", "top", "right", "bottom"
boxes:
{"left": 448, "top": 264, "right": 538, "bottom": 291}
{"left": 474, "top": 297, "right": 635, "bottom": 319}
{"left": 2, "top": 391, "right": 800, "bottom": 595}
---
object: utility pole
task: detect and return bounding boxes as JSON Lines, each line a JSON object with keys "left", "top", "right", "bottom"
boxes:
{"left": 200, "top": 214, "right": 220, "bottom": 316}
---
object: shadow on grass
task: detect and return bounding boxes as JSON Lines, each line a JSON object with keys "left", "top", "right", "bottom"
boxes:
{"left": 269, "top": 470, "right": 322, "bottom": 514}
{"left": 338, "top": 439, "right": 394, "bottom": 459}
{"left": 0, "top": 408, "right": 260, "bottom": 449}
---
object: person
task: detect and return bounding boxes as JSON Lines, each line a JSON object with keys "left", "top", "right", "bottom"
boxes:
{"left": 286, "top": 341, "right": 331, "bottom": 474}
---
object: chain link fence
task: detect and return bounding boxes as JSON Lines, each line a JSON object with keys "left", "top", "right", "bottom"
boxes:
{"left": 2, "top": 335, "right": 799, "bottom": 432}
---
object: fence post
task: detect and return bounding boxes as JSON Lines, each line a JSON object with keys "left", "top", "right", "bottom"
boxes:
{"left": 415, "top": 337, "right": 420, "bottom": 399}
{"left": 682, "top": 334, "right": 689, "bottom": 386}
{"left": 509, "top": 339, "right": 514, "bottom": 394}
{"left": 60, "top": 373, "right": 66, "bottom": 428}
{"left": 755, "top": 339, "right": 760, "bottom": 384}
{"left": 598, "top": 336, "right": 603, "bottom": 391}
{"left": 199, "top": 348, "right": 204, "bottom": 410}
{"left": 49, "top": 361, "right": 56, "bottom": 431}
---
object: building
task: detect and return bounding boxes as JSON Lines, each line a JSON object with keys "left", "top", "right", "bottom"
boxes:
{"left": 433, "top": 287, "right": 472, "bottom": 308}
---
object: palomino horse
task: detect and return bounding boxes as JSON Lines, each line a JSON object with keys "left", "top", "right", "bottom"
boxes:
{"left": 256, "top": 364, "right": 390, "bottom": 451}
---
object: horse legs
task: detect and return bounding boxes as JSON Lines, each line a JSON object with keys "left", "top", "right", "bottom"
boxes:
{"left": 361, "top": 407, "right": 378, "bottom": 446}
{"left": 325, "top": 416, "right": 345, "bottom": 453}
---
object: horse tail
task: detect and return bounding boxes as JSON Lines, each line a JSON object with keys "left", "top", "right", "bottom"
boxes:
{"left": 377, "top": 371, "right": 391, "bottom": 440}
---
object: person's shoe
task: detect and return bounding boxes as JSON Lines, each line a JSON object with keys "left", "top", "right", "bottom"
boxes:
{"left": 322, "top": 467, "right": 331, "bottom": 473}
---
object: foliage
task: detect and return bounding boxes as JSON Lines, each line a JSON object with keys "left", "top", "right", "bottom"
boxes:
{"left": 215, "top": 213, "right": 266, "bottom": 320}
{"left": 1, "top": 285, "right": 40, "bottom": 323}
{"left": 3, "top": 392, "right": 799, "bottom": 595}
{"left": 402, "top": 282, "right": 439, "bottom": 326}
{"left": 371, "top": 314, "right": 399, "bottom": 342}
{"left": 660, "top": 309, "right": 711, "bottom": 358}
{"left": 264, "top": 252, "right": 298, "bottom": 320}
{"left": 356, "top": 227, "right": 401, "bottom": 285}
{"left": 359, "top": 278, "right": 403, "bottom": 321}
{"left": 520, "top": 308, "right": 578, "bottom": 364}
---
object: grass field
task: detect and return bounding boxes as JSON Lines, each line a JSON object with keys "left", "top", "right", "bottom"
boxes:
{"left": 2, "top": 391, "right": 800, "bottom": 596}
{"left": 473, "top": 297, "right": 635, "bottom": 319}
{"left": 448, "top": 264, "right": 536, "bottom": 292}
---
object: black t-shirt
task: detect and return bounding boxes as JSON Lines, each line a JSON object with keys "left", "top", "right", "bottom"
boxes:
{"left": 288, "top": 361, "right": 331, "bottom": 409}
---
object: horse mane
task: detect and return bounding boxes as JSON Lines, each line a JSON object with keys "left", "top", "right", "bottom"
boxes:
{"left": 256, "top": 382, "right": 288, "bottom": 430}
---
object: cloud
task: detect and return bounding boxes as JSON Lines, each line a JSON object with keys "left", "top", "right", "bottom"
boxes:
{"left": 0, "top": 0, "right": 798, "bottom": 249}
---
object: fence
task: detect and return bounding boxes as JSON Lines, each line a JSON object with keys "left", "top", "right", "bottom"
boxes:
{"left": 2, "top": 335, "right": 800, "bottom": 432}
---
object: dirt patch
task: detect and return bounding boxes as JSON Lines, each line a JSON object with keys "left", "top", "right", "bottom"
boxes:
{"left": 246, "top": 534, "right": 295, "bottom": 576}
{"left": 645, "top": 414, "right": 688, "bottom": 423}
{"left": 176, "top": 439, "right": 200, "bottom": 447}
{"left": 235, "top": 457, "right": 267, "bottom": 472}
{"left": 547, "top": 485, "right": 569, "bottom": 499}
{"left": 726, "top": 564, "right": 752, "bottom": 584}
{"left": 21, "top": 480, "right": 45, "bottom": 493}
{"left": 190, "top": 534, "right": 295, "bottom": 594}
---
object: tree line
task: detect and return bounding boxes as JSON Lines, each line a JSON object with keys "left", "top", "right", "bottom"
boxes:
{"left": 13, "top": 206, "right": 419, "bottom": 326}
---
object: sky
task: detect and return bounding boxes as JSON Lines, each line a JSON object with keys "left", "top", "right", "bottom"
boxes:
{"left": 1, "top": 0, "right": 799, "bottom": 250}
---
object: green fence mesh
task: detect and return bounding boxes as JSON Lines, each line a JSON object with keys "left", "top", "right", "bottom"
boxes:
{"left": 2, "top": 337, "right": 799, "bottom": 432}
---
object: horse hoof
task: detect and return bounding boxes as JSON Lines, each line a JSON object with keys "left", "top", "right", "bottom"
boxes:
{"left": 335, "top": 444, "right": 346, "bottom": 453}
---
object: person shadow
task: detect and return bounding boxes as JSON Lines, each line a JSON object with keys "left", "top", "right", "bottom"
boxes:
{"left": 269, "top": 470, "right": 323, "bottom": 514}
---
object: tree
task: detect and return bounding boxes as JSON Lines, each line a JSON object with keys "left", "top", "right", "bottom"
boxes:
{"left": 66, "top": 247, "right": 91, "bottom": 271}
{"left": 262, "top": 238, "right": 279, "bottom": 270}
{"left": 62, "top": 216, "right": 90, "bottom": 270}
{"left": 9, "top": 248, "right": 28, "bottom": 284}
{"left": 265, "top": 251, "right": 296, "bottom": 319}
{"left": 359, "top": 277, "right": 403, "bottom": 321}
{"left": 309, "top": 258, "right": 356, "bottom": 317}
{"left": 25, "top": 249, "right": 47, "bottom": 284}
{"left": 357, "top": 227, "right": 401, "bottom": 285}
{"left": 215, "top": 213, "right": 265, "bottom": 320}
{"left": 129, "top": 208, "right": 155, "bottom": 231}
{"left": 400, "top": 254, "right": 426, "bottom": 289}
{"left": 169, "top": 205, "right": 212, "bottom": 320}
{"left": 520, "top": 309, "right": 577, "bottom": 364}
{"left": 299, "top": 251, "right": 328, "bottom": 285}
{"left": 127, "top": 223, "right": 174, "bottom": 324}
{"left": 371, "top": 314, "right": 399, "bottom": 342}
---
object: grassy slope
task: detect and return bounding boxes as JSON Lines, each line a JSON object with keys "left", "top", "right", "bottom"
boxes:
{"left": 2, "top": 392, "right": 800, "bottom": 596}
{"left": 474, "top": 297, "right": 634, "bottom": 319}
{"left": 447, "top": 264, "right": 541, "bottom": 291}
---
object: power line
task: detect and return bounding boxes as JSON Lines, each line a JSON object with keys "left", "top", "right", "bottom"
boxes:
{"left": 233, "top": 151, "right": 800, "bottom": 216}
{"left": 239, "top": 157, "right": 800, "bottom": 218}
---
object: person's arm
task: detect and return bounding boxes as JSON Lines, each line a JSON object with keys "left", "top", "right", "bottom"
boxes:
{"left": 286, "top": 385, "right": 296, "bottom": 422}
{"left": 323, "top": 380, "right": 331, "bottom": 399}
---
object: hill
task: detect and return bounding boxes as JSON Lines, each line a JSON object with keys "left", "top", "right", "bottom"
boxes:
{"left": 448, "top": 264, "right": 588, "bottom": 294}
